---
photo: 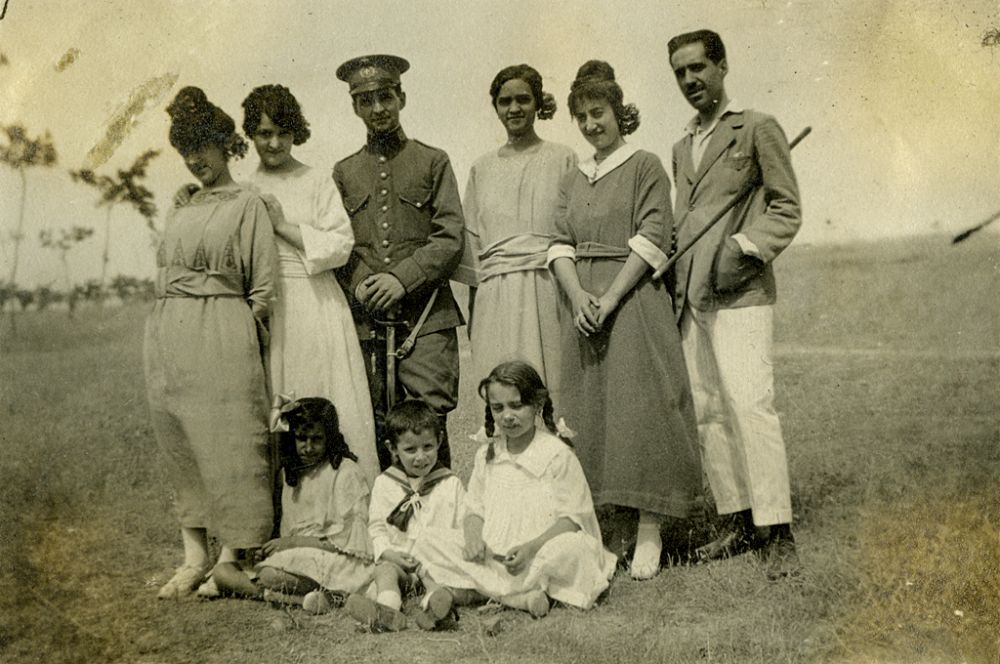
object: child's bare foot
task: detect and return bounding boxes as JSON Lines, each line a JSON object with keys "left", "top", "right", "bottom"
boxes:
{"left": 157, "top": 564, "right": 210, "bottom": 600}
{"left": 345, "top": 594, "right": 407, "bottom": 632}
{"left": 414, "top": 587, "right": 455, "bottom": 630}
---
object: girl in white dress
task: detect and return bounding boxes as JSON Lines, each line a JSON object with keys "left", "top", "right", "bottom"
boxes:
{"left": 242, "top": 85, "right": 379, "bottom": 484}
{"left": 414, "top": 362, "right": 617, "bottom": 617}
{"left": 254, "top": 397, "right": 374, "bottom": 613}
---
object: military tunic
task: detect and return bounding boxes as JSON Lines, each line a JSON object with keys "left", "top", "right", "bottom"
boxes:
{"left": 333, "top": 129, "right": 464, "bottom": 467}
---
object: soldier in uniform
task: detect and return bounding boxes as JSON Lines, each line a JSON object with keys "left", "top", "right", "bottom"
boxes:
{"left": 333, "top": 54, "right": 465, "bottom": 469}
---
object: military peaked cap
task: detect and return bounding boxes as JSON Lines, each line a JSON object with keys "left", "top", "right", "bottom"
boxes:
{"left": 336, "top": 54, "right": 410, "bottom": 95}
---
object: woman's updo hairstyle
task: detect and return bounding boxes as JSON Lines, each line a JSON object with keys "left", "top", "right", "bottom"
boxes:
{"left": 242, "top": 84, "right": 311, "bottom": 145}
{"left": 489, "top": 64, "right": 557, "bottom": 120}
{"left": 166, "top": 86, "right": 248, "bottom": 159}
{"left": 567, "top": 60, "right": 640, "bottom": 136}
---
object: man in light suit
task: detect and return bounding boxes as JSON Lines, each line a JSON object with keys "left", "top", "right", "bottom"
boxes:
{"left": 668, "top": 29, "right": 801, "bottom": 577}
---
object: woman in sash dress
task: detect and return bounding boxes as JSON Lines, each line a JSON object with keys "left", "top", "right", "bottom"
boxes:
{"left": 456, "top": 64, "right": 577, "bottom": 411}
{"left": 548, "top": 62, "right": 701, "bottom": 580}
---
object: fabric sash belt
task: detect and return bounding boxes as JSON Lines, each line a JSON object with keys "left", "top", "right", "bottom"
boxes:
{"left": 477, "top": 233, "right": 553, "bottom": 281}
{"left": 157, "top": 270, "right": 245, "bottom": 299}
{"left": 575, "top": 241, "right": 630, "bottom": 261}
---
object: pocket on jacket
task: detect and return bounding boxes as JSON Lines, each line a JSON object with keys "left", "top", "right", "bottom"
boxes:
{"left": 723, "top": 155, "right": 751, "bottom": 171}
{"left": 344, "top": 193, "right": 370, "bottom": 217}
{"left": 399, "top": 187, "right": 433, "bottom": 211}
{"left": 712, "top": 236, "right": 765, "bottom": 294}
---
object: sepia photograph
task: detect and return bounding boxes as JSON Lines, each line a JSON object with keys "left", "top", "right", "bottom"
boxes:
{"left": 1, "top": 1, "right": 998, "bottom": 662}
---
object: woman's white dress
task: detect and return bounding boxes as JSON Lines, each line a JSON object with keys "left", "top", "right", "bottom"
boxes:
{"left": 248, "top": 165, "right": 378, "bottom": 483}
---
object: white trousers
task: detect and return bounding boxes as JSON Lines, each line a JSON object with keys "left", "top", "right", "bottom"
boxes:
{"left": 680, "top": 304, "right": 792, "bottom": 526}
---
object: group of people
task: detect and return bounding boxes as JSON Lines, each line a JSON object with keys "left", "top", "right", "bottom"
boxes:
{"left": 143, "top": 27, "right": 803, "bottom": 629}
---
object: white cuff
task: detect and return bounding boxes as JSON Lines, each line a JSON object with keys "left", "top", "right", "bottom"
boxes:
{"left": 731, "top": 233, "right": 762, "bottom": 259}
{"left": 628, "top": 235, "right": 668, "bottom": 273}
{"left": 545, "top": 243, "right": 576, "bottom": 268}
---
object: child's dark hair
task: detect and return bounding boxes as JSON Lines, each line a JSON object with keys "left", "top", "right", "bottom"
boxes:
{"left": 478, "top": 361, "right": 569, "bottom": 460}
{"left": 278, "top": 397, "right": 356, "bottom": 486}
{"left": 384, "top": 399, "right": 442, "bottom": 447}
{"left": 242, "top": 84, "right": 312, "bottom": 145}
{"left": 166, "top": 86, "right": 248, "bottom": 158}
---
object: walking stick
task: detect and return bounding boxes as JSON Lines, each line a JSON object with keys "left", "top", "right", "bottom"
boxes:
{"left": 656, "top": 126, "right": 812, "bottom": 277}
{"left": 952, "top": 208, "right": 1000, "bottom": 244}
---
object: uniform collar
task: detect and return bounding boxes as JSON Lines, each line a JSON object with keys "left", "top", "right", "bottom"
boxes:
{"left": 577, "top": 142, "right": 640, "bottom": 184}
{"left": 684, "top": 99, "right": 744, "bottom": 137}
{"left": 492, "top": 429, "right": 564, "bottom": 477}
{"left": 367, "top": 127, "right": 408, "bottom": 158}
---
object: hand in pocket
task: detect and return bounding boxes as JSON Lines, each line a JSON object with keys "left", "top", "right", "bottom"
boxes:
{"left": 713, "top": 236, "right": 765, "bottom": 293}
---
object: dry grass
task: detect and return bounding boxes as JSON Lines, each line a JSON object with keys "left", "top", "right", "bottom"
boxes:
{"left": 1, "top": 235, "right": 997, "bottom": 663}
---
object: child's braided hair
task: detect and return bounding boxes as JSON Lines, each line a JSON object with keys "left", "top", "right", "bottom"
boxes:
{"left": 477, "top": 361, "right": 570, "bottom": 461}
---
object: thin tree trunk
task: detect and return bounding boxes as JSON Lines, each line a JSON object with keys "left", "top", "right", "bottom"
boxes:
{"left": 8, "top": 167, "right": 26, "bottom": 285}
{"left": 99, "top": 206, "right": 112, "bottom": 305}
{"left": 5, "top": 167, "right": 27, "bottom": 336}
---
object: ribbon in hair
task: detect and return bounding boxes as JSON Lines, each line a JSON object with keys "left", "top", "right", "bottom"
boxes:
{"left": 555, "top": 417, "right": 576, "bottom": 440}
{"left": 268, "top": 392, "right": 298, "bottom": 433}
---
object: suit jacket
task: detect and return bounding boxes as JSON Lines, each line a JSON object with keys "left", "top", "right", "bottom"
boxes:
{"left": 672, "top": 109, "right": 801, "bottom": 316}
{"left": 333, "top": 129, "right": 465, "bottom": 339}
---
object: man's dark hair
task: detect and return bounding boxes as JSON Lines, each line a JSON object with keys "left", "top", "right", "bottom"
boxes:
{"left": 668, "top": 30, "right": 727, "bottom": 64}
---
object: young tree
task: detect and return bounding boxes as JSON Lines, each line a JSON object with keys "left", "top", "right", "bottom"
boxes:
{"left": 1, "top": 124, "right": 58, "bottom": 288}
{"left": 39, "top": 225, "right": 95, "bottom": 306}
{"left": 69, "top": 150, "right": 159, "bottom": 300}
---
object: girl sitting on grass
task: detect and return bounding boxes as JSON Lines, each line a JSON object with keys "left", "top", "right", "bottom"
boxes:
{"left": 218, "top": 397, "right": 374, "bottom": 612}
{"left": 413, "top": 361, "right": 617, "bottom": 618}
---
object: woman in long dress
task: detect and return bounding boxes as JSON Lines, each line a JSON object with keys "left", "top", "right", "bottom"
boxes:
{"left": 456, "top": 64, "right": 576, "bottom": 410}
{"left": 147, "top": 87, "right": 276, "bottom": 599}
{"left": 241, "top": 85, "right": 378, "bottom": 484}
{"left": 547, "top": 61, "right": 701, "bottom": 580}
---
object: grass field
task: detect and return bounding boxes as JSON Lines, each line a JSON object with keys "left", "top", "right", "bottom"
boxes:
{"left": 1, "top": 236, "right": 997, "bottom": 663}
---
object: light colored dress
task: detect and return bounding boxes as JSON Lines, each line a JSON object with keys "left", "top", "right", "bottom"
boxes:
{"left": 247, "top": 165, "right": 378, "bottom": 484}
{"left": 546, "top": 145, "right": 701, "bottom": 518}
{"left": 144, "top": 185, "right": 275, "bottom": 548}
{"left": 368, "top": 467, "right": 466, "bottom": 562}
{"left": 414, "top": 429, "right": 616, "bottom": 609}
{"left": 456, "top": 141, "right": 576, "bottom": 406}
{"left": 256, "top": 459, "right": 373, "bottom": 593}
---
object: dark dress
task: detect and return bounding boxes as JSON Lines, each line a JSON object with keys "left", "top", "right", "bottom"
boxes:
{"left": 551, "top": 147, "right": 701, "bottom": 517}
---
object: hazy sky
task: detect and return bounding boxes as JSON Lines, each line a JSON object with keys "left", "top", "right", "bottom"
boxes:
{"left": 2, "top": 0, "right": 999, "bottom": 286}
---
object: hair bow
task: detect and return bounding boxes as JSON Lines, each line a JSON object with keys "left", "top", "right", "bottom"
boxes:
{"left": 269, "top": 392, "right": 299, "bottom": 433}
{"left": 555, "top": 417, "right": 576, "bottom": 440}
